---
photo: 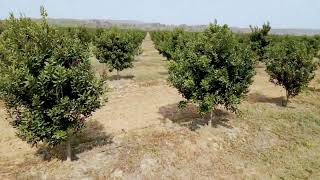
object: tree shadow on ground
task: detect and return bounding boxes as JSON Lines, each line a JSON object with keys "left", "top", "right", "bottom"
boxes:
{"left": 307, "top": 87, "right": 320, "bottom": 93}
{"left": 246, "top": 92, "right": 285, "bottom": 106}
{"left": 108, "top": 75, "right": 134, "bottom": 81}
{"left": 158, "top": 103, "right": 233, "bottom": 131}
{"left": 36, "top": 120, "right": 113, "bottom": 161}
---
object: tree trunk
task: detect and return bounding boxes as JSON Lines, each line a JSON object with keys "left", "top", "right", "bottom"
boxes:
{"left": 208, "top": 108, "right": 214, "bottom": 126}
{"left": 66, "top": 136, "right": 72, "bottom": 161}
{"left": 117, "top": 70, "right": 120, "bottom": 80}
{"left": 210, "top": 109, "right": 213, "bottom": 125}
{"left": 283, "top": 91, "right": 289, "bottom": 107}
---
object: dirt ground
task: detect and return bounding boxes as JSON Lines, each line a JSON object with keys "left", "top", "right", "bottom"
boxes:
{"left": 1, "top": 33, "right": 320, "bottom": 179}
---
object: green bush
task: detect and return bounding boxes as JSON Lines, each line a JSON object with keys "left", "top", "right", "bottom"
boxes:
{"left": 168, "top": 23, "right": 255, "bottom": 119}
{"left": 75, "top": 26, "right": 95, "bottom": 45}
{"left": 249, "top": 22, "right": 271, "bottom": 61}
{"left": 125, "top": 29, "right": 146, "bottom": 55}
{"left": 60, "top": 26, "right": 95, "bottom": 47}
{"left": 301, "top": 35, "right": 320, "bottom": 57}
{"left": 0, "top": 8, "right": 103, "bottom": 160}
{"left": 151, "top": 29, "right": 197, "bottom": 60}
{"left": 266, "top": 37, "right": 317, "bottom": 106}
{"left": 269, "top": 34, "right": 320, "bottom": 58}
{"left": 94, "top": 28, "right": 143, "bottom": 76}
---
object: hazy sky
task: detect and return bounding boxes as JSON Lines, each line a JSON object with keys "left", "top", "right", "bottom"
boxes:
{"left": 0, "top": 0, "right": 319, "bottom": 29}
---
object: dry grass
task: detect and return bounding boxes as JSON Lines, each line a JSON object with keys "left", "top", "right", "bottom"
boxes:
{"left": 1, "top": 34, "right": 320, "bottom": 179}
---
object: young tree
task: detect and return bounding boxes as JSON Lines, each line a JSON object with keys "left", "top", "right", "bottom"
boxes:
{"left": 75, "top": 26, "right": 94, "bottom": 46}
{"left": 0, "top": 8, "right": 103, "bottom": 161}
{"left": 249, "top": 22, "right": 271, "bottom": 61}
{"left": 160, "top": 28, "right": 185, "bottom": 60}
{"left": 266, "top": 37, "right": 317, "bottom": 106}
{"left": 150, "top": 29, "right": 196, "bottom": 61}
{"left": 94, "top": 28, "right": 135, "bottom": 78}
{"left": 302, "top": 35, "right": 320, "bottom": 58}
{"left": 168, "top": 23, "right": 255, "bottom": 123}
{"left": 126, "top": 29, "right": 146, "bottom": 55}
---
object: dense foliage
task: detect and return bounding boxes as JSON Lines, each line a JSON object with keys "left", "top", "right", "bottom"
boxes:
{"left": 94, "top": 28, "right": 145, "bottom": 74}
{"left": 266, "top": 37, "right": 317, "bottom": 105}
{"left": 71, "top": 26, "right": 95, "bottom": 46}
{"left": 269, "top": 34, "right": 320, "bottom": 57}
{"left": 57, "top": 26, "right": 96, "bottom": 47}
{"left": 168, "top": 23, "right": 255, "bottom": 115}
{"left": 0, "top": 9, "right": 103, "bottom": 150}
{"left": 249, "top": 22, "right": 271, "bottom": 61}
{"left": 151, "top": 29, "right": 197, "bottom": 60}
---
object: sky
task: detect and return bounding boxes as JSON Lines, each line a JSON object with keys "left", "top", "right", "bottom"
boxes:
{"left": 0, "top": 0, "right": 319, "bottom": 29}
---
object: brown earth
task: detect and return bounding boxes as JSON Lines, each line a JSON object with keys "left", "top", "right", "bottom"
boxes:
{"left": 1, "top": 33, "right": 320, "bottom": 179}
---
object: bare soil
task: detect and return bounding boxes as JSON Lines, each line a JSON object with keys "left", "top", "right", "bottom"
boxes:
{"left": 1, "top": 33, "right": 320, "bottom": 179}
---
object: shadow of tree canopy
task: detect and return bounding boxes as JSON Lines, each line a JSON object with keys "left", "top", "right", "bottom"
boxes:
{"left": 108, "top": 74, "right": 134, "bottom": 81}
{"left": 307, "top": 87, "right": 320, "bottom": 93}
{"left": 158, "top": 103, "right": 233, "bottom": 131}
{"left": 246, "top": 92, "right": 285, "bottom": 106}
{"left": 36, "top": 120, "right": 113, "bottom": 161}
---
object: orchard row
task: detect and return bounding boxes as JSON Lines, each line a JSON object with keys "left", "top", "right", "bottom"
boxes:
{"left": 151, "top": 22, "right": 319, "bottom": 113}
{"left": 0, "top": 8, "right": 319, "bottom": 160}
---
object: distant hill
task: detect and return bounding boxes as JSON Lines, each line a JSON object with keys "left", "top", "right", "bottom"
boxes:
{"left": 35, "top": 18, "right": 320, "bottom": 36}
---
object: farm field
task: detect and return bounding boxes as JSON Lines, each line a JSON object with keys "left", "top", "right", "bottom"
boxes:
{"left": 1, "top": 33, "right": 320, "bottom": 179}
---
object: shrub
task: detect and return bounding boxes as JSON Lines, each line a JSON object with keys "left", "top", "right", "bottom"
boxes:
{"left": 168, "top": 23, "right": 255, "bottom": 121}
{"left": 302, "top": 35, "right": 320, "bottom": 58}
{"left": 160, "top": 28, "right": 185, "bottom": 60}
{"left": 266, "top": 37, "right": 317, "bottom": 106}
{"left": 126, "top": 29, "right": 146, "bottom": 55}
{"left": 0, "top": 8, "right": 103, "bottom": 160}
{"left": 151, "top": 29, "right": 196, "bottom": 60}
{"left": 250, "top": 22, "right": 271, "bottom": 61}
{"left": 60, "top": 26, "right": 95, "bottom": 47}
{"left": 75, "top": 26, "right": 95, "bottom": 45}
{"left": 94, "top": 28, "right": 136, "bottom": 77}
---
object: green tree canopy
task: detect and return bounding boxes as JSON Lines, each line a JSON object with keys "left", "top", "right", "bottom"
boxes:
{"left": 250, "top": 22, "right": 271, "bottom": 61}
{"left": 266, "top": 37, "right": 317, "bottom": 106}
{"left": 0, "top": 8, "right": 103, "bottom": 160}
{"left": 94, "top": 28, "right": 136, "bottom": 74}
{"left": 168, "top": 23, "right": 255, "bottom": 116}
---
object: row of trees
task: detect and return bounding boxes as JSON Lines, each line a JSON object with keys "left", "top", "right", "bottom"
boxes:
{"left": 94, "top": 28, "right": 145, "bottom": 77}
{"left": 151, "top": 22, "right": 319, "bottom": 119}
{"left": 0, "top": 9, "right": 146, "bottom": 160}
{"left": 150, "top": 29, "right": 196, "bottom": 60}
{"left": 0, "top": 8, "right": 318, "bottom": 161}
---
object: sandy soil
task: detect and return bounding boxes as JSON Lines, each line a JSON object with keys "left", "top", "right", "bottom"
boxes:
{"left": 0, "top": 33, "right": 319, "bottom": 179}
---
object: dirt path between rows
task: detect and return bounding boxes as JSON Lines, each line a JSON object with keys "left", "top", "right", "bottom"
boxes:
{"left": 91, "top": 33, "right": 182, "bottom": 134}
